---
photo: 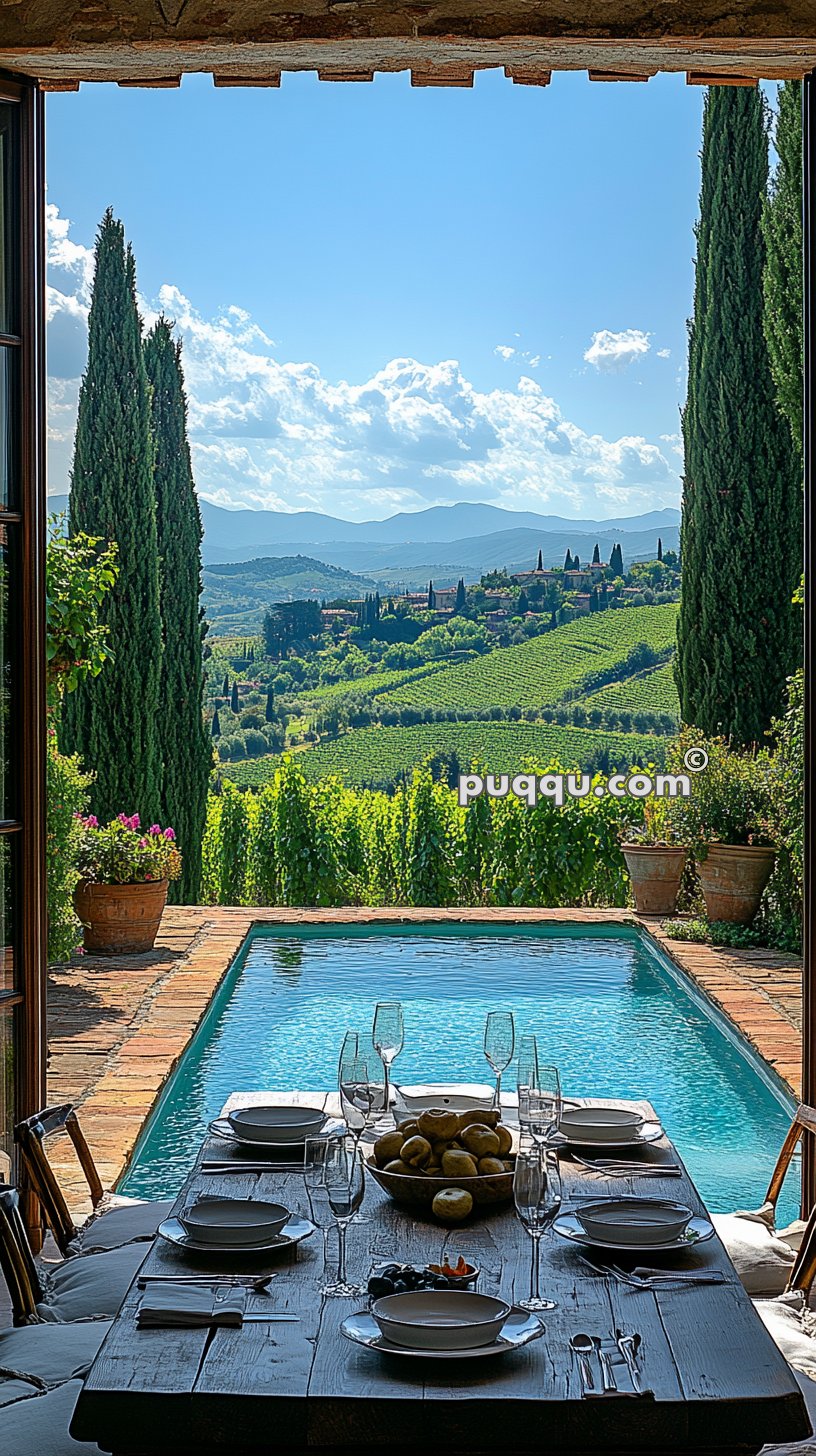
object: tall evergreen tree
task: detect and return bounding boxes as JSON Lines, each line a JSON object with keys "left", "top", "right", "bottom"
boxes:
{"left": 536, "top": 549, "right": 543, "bottom": 571}
{"left": 211, "top": 707, "right": 221, "bottom": 738}
{"left": 517, "top": 589, "right": 528, "bottom": 614}
{"left": 62, "top": 211, "right": 162, "bottom": 823}
{"left": 564, "top": 550, "right": 573, "bottom": 571}
{"left": 762, "top": 81, "right": 803, "bottom": 458}
{"left": 592, "top": 543, "right": 600, "bottom": 564}
{"left": 455, "top": 577, "right": 466, "bottom": 612}
{"left": 657, "top": 537, "right": 663, "bottom": 562}
{"left": 222, "top": 673, "right": 230, "bottom": 698}
{"left": 676, "top": 87, "right": 801, "bottom": 743}
{"left": 427, "top": 580, "right": 436, "bottom": 609}
{"left": 144, "top": 317, "right": 212, "bottom": 904}
{"left": 609, "top": 543, "right": 624, "bottom": 576}
{"left": 265, "top": 686, "right": 275, "bottom": 723}
{"left": 231, "top": 681, "right": 240, "bottom": 714}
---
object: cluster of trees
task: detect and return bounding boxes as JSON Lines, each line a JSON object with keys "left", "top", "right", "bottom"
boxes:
{"left": 313, "top": 698, "right": 676, "bottom": 740}
{"left": 262, "top": 599, "right": 322, "bottom": 656}
{"left": 676, "top": 85, "right": 803, "bottom": 744}
{"left": 60, "top": 212, "right": 211, "bottom": 902}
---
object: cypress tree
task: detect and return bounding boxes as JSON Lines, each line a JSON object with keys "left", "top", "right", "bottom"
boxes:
{"left": 592, "top": 543, "right": 600, "bottom": 565}
{"left": 231, "top": 681, "right": 240, "bottom": 714}
{"left": 536, "top": 549, "right": 543, "bottom": 571}
{"left": 211, "top": 707, "right": 221, "bottom": 738}
{"left": 222, "top": 673, "right": 230, "bottom": 698}
{"left": 455, "top": 577, "right": 466, "bottom": 612}
{"left": 573, "top": 554, "right": 580, "bottom": 570}
{"left": 676, "top": 87, "right": 801, "bottom": 743}
{"left": 762, "top": 81, "right": 803, "bottom": 457}
{"left": 609, "top": 543, "right": 624, "bottom": 576}
{"left": 517, "top": 589, "right": 528, "bottom": 614}
{"left": 144, "top": 316, "right": 212, "bottom": 904}
{"left": 62, "top": 210, "right": 162, "bottom": 823}
{"left": 427, "top": 580, "right": 435, "bottom": 609}
{"left": 657, "top": 537, "right": 663, "bottom": 562}
{"left": 564, "top": 550, "right": 573, "bottom": 571}
{"left": 265, "top": 686, "right": 275, "bottom": 723}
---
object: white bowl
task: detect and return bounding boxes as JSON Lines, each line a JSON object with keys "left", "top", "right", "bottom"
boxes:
{"left": 393, "top": 1084, "right": 495, "bottom": 1115}
{"left": 179, "top": 1197, "right": 290, "bottom": 1245}
{"left": 371, "top": 1290, "right": 512, "bottom": 1350}
{"left": 558, "top": 1107, "right": 645, "bottom": 1144}
{"left": 577, "top": 1198, "right": 693, "bottom": 1247}
{"left": 227, "top": 1105, "right": 326, "bottom": 1144}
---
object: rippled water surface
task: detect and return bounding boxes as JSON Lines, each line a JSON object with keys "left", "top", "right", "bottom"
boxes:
{"left": 121, "top": 924, "right": 797, "bottom": 1221}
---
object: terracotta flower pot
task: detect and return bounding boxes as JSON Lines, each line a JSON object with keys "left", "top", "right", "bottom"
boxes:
{"left": 73, "top": 879, "right": 169, "bottom": 956}
{"left": 621, "top": 844, "right": 687, "bottom": 916}
{"left": 697, "top": 844, "right": 776, "bottom": 925}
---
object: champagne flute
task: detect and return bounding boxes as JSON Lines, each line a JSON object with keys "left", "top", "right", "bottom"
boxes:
{"left": 513, "top": 1148, "right": 561, "bottom": 1311}
{"left": 372, "top": 1002, "right": 404, "bottom": 1122}
{"left": 484, "top": 1010, "right": 515, "bottom": 1110}
{"left": 527, "top": 1066, "right": 563, "bottom": 1148}
{"left": 322, "top": 1136, "right": 366, "bottom": 1298}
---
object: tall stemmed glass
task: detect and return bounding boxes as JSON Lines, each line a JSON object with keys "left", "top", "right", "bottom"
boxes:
{"left": 513, "top": 1148, "right": 561, "bottom": 1312}
{"left": 303, "top": 1133, "right": 338, "bottom": 1263}
{"left": 516, "top": 1033, "right": 540, "bottom": 1141}
{"left": 372, "top": 1002, "right": 404, "bottom": 1123}
{"left": 339, "top": 1053, "right": 381, "bottom": 1144}
{"left": 526, "top": 1066, "right": 563, "bottom": 1149}
{"left": 322, "top": 1136, "right": 366, "bottom": 1298}
{"left": 484, "top": 1010, "right": 515, "bottom": 1110}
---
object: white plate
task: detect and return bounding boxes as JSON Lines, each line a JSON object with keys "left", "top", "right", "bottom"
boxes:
{"left": 156, "top": 1215, "right": 314, "bottom": 1255}
{"left": 554, "top": 1119, "right": 664, "bottom": 1151}
{"left": 179, "top": 1197, "right": 290, "bottom": 1245}
{"left": 208, "top": 1117, "right": 323, "bottom": 1152}
{"left": 553, "top": 1211, "right": 715, "bottom": 1254}
{"left": 341, "top": 1307, "right": 543, "bottom": 1359}
{"left": 227, "top": 1106, "right": 326, "bottom": 1144}
{"left": 393, "top": 1084, "right": 496, "bottom": 1115}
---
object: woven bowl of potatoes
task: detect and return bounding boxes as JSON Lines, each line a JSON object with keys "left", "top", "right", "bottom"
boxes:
{"left": 365, "top": 1108, "right": 516, "bottom": 1220}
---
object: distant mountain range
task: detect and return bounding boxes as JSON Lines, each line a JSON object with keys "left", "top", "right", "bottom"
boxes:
{"left": 48, "top": 495, "right": 679, "bottom": 590}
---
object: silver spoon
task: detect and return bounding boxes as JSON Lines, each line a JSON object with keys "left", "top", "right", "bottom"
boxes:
{"left": 570, "top": 1333, "right": 595, "bottom": 1394}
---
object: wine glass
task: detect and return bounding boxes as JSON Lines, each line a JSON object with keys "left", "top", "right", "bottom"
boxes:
{"left": 517, "top": 1033, "right": 540, "bottom": 1140}
{"left": 526, "top": 1066, "right": 563, "bottom": 1148}
{"left": 513, "top": 1148, "right": 561, "bottom": 1312}
{"left": 322, "top": 1136, "right": 366, "bottom": 1298}
{"left": 372, "top": 1002, "right": 404, "bottom": 1122}
{"left": 303, "top": 1133, "right": 339, "bottom": 1256}
{"left": 484, "top": 1010, "right": 515, "bottom": 1109}
{"left": 339, "top": 1053, "right": 381, "bottom": 1142}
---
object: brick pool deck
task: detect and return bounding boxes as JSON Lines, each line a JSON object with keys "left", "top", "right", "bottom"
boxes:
{"left": 45, "top": 907, "right": 803, "bottom": 1220}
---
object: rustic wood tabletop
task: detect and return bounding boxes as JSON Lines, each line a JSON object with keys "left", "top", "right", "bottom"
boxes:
{"left": 71, "top": 1091, "right": 810, "bottom": 1456}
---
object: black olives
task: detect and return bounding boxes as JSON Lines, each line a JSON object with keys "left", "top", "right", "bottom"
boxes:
{"left": 367, "top": 1262, "right": 462, "bottom": 1299}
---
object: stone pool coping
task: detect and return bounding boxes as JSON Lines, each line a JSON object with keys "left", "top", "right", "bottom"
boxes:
{"left": 46, "top": 906, "right": 802, "bottom": 1219}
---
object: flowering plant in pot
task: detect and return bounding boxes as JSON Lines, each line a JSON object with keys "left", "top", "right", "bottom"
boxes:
{"left": 670, "top": 733, "right": 775, "bottom": 925}
{"left": 620, "top": 795, "right": 688, "bottom": 916}
{"left": 73, "top": 814, "right": 182, "bottom": 955}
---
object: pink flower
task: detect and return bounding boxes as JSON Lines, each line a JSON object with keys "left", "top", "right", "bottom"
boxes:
{"left": 149, "top": 824, "right": 161, "bottom": 836}
{"left": 82, "top": 814, "right": 98, "bottom": 828}
{"left": 139, "top": 838, "right": 148, "bottom": 848}
{"left": 117, "top": 813, "right": 128, "bottom": 825}
{"left": 163, "top": 827, "right": 176, "bottom": 841}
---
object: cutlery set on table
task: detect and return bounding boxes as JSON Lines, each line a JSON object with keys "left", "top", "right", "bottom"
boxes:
{"left": 569, "top": 1331, "right": 645, "bottom": 1397}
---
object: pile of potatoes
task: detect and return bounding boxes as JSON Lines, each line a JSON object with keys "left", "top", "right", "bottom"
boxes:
{"left": 373, "top": 1106, "right": 514, "bottom": 1180}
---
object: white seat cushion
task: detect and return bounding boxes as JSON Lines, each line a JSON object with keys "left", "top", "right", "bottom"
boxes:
{"left": 754, "top": 1291, "right": 816, "bottom": 1379}
{"left": 0, "top": 1319, "right": 111, "bottom": 1396}
{"left": 713, "top": 1202, "right": 805, "bottom": 1295}
{"left": 69, "top": 1196, "right": 175, "bottom": 1254}
{"left": 0, "top": 1379, "right": 99, "bottom": 1453}
{"left": 38, "top": 1241, "right": 148, "bottom": 1321}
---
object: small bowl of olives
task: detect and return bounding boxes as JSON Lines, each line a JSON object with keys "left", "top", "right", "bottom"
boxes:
{"left": 367, "top": 1261, "right": 479, "bottom": 1300}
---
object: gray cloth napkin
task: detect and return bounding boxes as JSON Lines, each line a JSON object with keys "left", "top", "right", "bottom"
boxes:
{"left": 137, "top": 1283, "right": 247, "bottom": 1329}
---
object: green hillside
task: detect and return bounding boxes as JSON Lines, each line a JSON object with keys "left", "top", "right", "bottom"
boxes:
{"left": 575, "top": 662, "right": 681, "bottom": 721}
{"left": 380, "top": 604, "right": 679, "bottom": 710}
{"left": 219, "top": 721, "right": 666, "bottom": 791}
{"left": 202, "top": 554, "right": 375, "bottom": 631}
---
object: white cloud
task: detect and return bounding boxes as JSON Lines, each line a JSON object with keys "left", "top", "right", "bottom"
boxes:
{"left": 657, "top": 347, "right": 671, "bottom": 359}
{"left": 584, "top": 328, "right": 651, "bottom": 372}
{"left": 494, "top": 344, "right": 515, "bottom": 361}
{"left": 45, "top": 205, "right": 680, "bottom": 520}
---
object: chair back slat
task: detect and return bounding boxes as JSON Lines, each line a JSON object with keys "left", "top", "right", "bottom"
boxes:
{"left": 0, "top": 1187, "right": 43, "bottom": 1324}
{"left": 14, "top": 1107, "right": 78, "bottom": 1253}
{"left": 787, "top": 1204, "right": 816, "bottom": 1297}
{"left": 765, "top": 1104, "right": 816, "bottom": 1212}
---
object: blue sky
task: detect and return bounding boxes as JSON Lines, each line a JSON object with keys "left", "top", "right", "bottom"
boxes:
{"left": 45, "top": 70, "right": 707, "bottom": 521}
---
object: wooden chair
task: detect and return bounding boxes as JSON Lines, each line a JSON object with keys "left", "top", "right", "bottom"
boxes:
{"left": 0, "top": 1182, "right": 148, "bottom": 1325}
{"left": 765, "top": 1104, "right": 816, "bottom": 1215}
{"left": 14, "top": 1103, "right": 173, "bottom": 1256}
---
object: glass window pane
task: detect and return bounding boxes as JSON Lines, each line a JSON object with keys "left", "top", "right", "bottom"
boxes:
{"left": 0, "top": 103, "right": 19, "bottom": 337}
{"left": 0, "top": 1003, "right": 14, "bottom": 1180}
{"left": 0, "top": 348, "right": 18, "bottom": 510}
{"left": 0, "top": 839, "right": 12, "bottom": 994}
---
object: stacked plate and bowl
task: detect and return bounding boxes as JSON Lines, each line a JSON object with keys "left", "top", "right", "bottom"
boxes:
{"left": 341, "top": 1289, "right": 544, "bottom": 1360}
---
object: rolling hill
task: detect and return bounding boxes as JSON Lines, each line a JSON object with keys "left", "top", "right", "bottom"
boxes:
{"left": 202, "top": 555, "right": 375, "bottom": 632}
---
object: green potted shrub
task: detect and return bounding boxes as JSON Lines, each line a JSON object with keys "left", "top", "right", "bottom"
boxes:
{"left": 621, "top": 795, "right": 687, "bottom": 916}
{"left": 672, "top": 734, "right": 775, "bottom": 925}
{"left": 73, "top": 814, "right": 182, "bottom": 955}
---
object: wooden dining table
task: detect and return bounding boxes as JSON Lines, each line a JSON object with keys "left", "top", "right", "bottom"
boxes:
{"left": 71, "top": 1092, "right": 811, "bottom": 1456}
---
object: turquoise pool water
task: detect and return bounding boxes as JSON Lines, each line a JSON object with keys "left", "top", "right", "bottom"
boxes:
{"left": 120, "top": 923, "right": 798, "bottom": 1222}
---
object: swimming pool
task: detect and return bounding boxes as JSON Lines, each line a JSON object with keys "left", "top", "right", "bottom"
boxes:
{"left": 120, "top": 923, "right": 798, "bottom": 1221}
